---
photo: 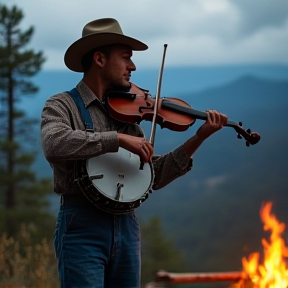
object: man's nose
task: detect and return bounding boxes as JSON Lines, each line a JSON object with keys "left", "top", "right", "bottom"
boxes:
{"left": 128, "top": 60, "right": 136, "bottom": 71}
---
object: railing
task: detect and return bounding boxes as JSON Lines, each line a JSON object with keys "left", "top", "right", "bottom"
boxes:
{"left": 145, "top": 270, "right": 247, "bottom": 287}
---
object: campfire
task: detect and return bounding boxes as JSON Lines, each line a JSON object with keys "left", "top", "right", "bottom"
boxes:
{"left": 147, "top": 202, "right": 288, "bottom": 288}
{"left": 234, "top": 202, "right": 288, "bottom": 288}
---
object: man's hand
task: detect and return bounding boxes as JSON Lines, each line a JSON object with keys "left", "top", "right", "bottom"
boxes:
{"left": 183, "top": 110, "right": 228, "bottom": 157}
{"left": 118, "top": 133, "right": 154, "bottom": 163}
{"left": 196, "top": 110, "right": 228, "bottom": 141}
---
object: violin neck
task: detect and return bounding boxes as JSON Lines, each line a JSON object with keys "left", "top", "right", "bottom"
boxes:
{"left": 161, "top": 99, "right": 238, "bottom": 128}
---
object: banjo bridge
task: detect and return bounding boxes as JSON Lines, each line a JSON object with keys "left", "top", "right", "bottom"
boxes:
{"left": 116, "top": 183, "right": 124, "bottom": 201}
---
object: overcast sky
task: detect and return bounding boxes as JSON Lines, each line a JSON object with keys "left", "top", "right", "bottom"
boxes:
{"left": 2, "top": 0, "right": 288, "bottom": 71}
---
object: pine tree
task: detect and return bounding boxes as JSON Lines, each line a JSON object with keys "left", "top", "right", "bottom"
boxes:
{"left": 0, "top": 4, "right": 55, "bottom": 240}
{"left": 141, "top": 216, "right": 187, "bottom": 286}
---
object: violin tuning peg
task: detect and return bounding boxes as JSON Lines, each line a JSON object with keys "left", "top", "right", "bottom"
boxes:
{"left": 246, "top": 141, "right": 250, "bottom": 147}
{"left": 237, "top": 133, "right": 242, "bottom": 139}
{"left": 246, "top": 128, "right": 251, "bottom": 134}
{"left": 238, "top": 122, "right": 243, "bottom": 127}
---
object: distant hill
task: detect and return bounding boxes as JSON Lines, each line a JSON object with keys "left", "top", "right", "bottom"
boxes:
{"left": 25, "top": 65, "right": 288, "bottom": 272}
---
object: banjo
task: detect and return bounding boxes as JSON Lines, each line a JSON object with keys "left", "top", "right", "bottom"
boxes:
{"left": 75, "top": 148, "right": 154, "bottom": 213}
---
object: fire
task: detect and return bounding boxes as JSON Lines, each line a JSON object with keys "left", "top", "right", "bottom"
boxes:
{"left": 237, "top": 202, "right": 288, "bottom": 288}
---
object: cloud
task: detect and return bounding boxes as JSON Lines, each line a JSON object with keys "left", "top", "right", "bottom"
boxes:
{"left": 204, "top": 175, "right": 229, "bottom": 189}
{"left": 232, "top": 0, "right": 288, "bottom": 37}
{"left": 1, "top": 0, "right": 288, "bottom": 70}
{"left": 188, "top": 174, "right": 229, "bottom": 192}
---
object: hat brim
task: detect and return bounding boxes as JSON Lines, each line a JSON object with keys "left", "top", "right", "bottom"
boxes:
{"left": 64, "top": 33, "right": 148, "bottom": 72}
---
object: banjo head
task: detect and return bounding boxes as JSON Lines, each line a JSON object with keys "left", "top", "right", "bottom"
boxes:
{"left": 86, "top": 148, "right": 154, "bottom": 203}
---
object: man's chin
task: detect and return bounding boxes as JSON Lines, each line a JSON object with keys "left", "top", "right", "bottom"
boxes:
{"left": 109, "top": 82, "right": 131, "bottom": 92}
{"left": 123, "top": 79, "right": 131, "bottom": 88}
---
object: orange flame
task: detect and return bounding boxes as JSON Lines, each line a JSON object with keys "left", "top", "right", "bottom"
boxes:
{"left": 238, "top": 202, "right": 288, "bottom": 288}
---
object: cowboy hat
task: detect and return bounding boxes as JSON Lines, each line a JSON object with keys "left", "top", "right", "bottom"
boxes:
{"left": 64, "top": 18, "right": 148, "bottom": 72}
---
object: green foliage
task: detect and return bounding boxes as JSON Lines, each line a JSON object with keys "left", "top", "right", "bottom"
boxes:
{"left": 0, "top": 5, "right": 45, "bottom": 83}
{"left": 0, "top": 3, "right": 55, "bottom": 244}
{"left": 0, "top": 224, "right": 58, "bottom": 287}
{"left": 141, "top": 216, "right": 187, "bottom": 285}
{"left": 0, "top": 176, "right": 55, "bottom": 243}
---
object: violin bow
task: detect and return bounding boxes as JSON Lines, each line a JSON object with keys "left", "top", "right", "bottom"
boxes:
{"left": 149, "top": 44, "right": 168, "bottom": 147}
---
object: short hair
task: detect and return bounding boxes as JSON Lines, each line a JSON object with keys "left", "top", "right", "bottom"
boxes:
{"left": 81, "top": 45, "right": 113, "bottom": 72}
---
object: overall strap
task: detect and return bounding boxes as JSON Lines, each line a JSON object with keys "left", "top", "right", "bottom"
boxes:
{"left": 66, "top": 88, "right": 94, "bottom": 131}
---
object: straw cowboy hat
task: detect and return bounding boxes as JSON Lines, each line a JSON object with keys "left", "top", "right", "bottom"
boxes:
{"left": 64, "top": 18, "right": 148, "bottom": 72}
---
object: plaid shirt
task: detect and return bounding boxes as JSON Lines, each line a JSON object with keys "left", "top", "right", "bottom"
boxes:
{"left": 41, "top": 80, "right": 192, "bottom": 196}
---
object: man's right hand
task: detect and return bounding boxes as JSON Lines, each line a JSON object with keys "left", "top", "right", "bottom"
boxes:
{"left": 118, "top": 133, "right": 154, "bottom": 163}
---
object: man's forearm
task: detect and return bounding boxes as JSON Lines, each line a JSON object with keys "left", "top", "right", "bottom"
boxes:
{"left": 183, "top": 134, "right": 205, "bottom": 157}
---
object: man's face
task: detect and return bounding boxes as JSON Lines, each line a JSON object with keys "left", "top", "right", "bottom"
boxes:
{"left": 102, "top": 44, "right": 136, "bottom": 90}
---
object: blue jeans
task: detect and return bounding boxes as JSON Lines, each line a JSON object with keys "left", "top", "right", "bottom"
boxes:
{"left": 54, "top": 196, "right": 141, "bottom": 288}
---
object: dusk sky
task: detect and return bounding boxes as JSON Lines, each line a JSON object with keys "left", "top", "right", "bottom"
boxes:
{"left": 2, "top": 0, "right": 288, "bottom": 70}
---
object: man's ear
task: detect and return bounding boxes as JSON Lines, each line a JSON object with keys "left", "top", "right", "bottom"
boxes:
{"left": 93, "top": 51, "right": 106, "bottom": 68}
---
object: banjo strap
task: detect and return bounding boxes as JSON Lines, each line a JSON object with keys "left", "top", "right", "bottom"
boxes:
{"left": 66, "top": 88, "right": 94, "bottom": 131}
{"left": 66, "top": 88, "right": 95, "bottom": 193}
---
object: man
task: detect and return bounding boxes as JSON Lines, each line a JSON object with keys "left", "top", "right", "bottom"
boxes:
{"left": 41, "top": 18, "right": 230, "bottom": 288}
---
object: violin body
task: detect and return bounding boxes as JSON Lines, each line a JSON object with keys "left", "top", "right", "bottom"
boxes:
{"left": 106, "top": 83, "right": 196, "bottom": 131}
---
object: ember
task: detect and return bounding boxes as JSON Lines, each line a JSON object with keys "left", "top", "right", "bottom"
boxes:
{"left": 235, "top": 202, "right": 288, "bottom": 288}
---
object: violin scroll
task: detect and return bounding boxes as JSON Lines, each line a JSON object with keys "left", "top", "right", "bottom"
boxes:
{"left": 233, "top": 122, "right": 261, "bottom": 147}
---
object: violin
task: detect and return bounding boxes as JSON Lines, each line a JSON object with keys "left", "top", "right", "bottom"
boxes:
{"left": 105, "top": 82, "right": 261, "bottom": 147}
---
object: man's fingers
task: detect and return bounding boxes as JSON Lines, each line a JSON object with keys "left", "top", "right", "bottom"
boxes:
{"left": 141, "top": 141, "right": 154, "bottom": 162}
{"left": 206, "top": 110, "right": 212, "bottom": 123}
{"left": 206, "top": 110, "right": 227, "bottom": 126}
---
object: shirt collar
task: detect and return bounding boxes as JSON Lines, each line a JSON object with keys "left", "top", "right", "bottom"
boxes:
{"left": 76, "top": 80, "right": 102, "bottom": 108}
